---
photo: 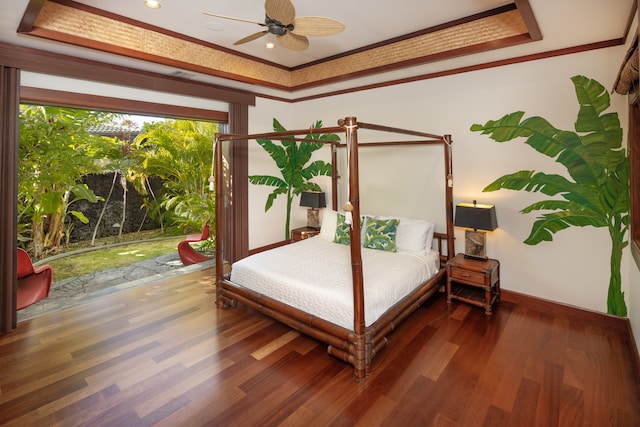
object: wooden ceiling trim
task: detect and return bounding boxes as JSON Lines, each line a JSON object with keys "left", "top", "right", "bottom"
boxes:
{"left": 16, "top": 0, "right": 45, "bottom": 33}
{"left": 29, "top": 1, "right": 293, "bottom": 89}
{"left": 20, "top": 1, "right": 540, "bottom": 92}
{"left": 20, "top": 86, "right": 229, "bottom": 122}
{"left": 25, "top": 25, "right": 291, "bottom": 92}
{"left": 290, "top": 34, "right": 533, "bottom": 92}
{"left": 49, "top": 0, "right": 289, "bottom": 70}
{"left": 291, "top": 4, "right": 521, "bottom": 71}
{"left": 287, "top": 39, "right": 624, "bottom": 103}
{"left": 291, "top": 9, "right": 530, "bottom": 88}
{"left": 0, "top": 42, "right": 256, "bottom": 106}
{"left": 514, "top": 0, "right": 542, "bottom": 40}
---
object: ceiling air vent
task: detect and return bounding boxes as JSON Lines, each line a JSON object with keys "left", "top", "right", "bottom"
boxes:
{"left": 169, "top": 70, "right": 194, "bottom": 79}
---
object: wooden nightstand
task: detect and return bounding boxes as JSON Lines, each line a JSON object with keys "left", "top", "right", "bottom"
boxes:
{"left": 446, "top": 253, "right": 500, "bottom": 315}
{"left": 291, "top": 226, "right": 320, "bottom": 242}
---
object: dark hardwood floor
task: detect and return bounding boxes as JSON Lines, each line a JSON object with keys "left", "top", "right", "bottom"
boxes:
{"left": 1, "top": 267, "right": 639, "bottom": 426}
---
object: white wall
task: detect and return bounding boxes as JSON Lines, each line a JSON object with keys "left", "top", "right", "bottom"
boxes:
{"left": 248, "top": 46, "right": 634, "bottom": 317}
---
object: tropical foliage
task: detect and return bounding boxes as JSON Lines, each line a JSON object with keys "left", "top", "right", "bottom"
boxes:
{"left": 19, "top": 105, "right": 116, "bottom": 258}
{"left": 249, "top": 118, "right": 338, "bottom": 240}
{"left": 470, "top": 75, "right": 630, "bottom": 316}
{"left": 89, "top": 121, "right": 141, "bottom": 245}
{"left": 134, "top": 119, "right": 218, "bottom": 234}
{"left": 19, "top": 107, "right": 219, "bottom": 258}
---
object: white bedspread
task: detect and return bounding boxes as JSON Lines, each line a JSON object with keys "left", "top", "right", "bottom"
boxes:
{"left": 229, "top": 235, "right": 439, "bottom": 330}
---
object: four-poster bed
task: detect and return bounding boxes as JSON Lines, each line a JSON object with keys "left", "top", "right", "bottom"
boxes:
{"left": 214, "top": 117, "right": 455, "bottom": 381}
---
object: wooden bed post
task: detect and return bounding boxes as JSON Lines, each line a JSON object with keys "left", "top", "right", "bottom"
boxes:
{"left": 342, "top": 117, "right": 366, "bottom": 381}
{"left": 331, "top": 142, "right": 338, "bottom": 211}
{"left": 214, "top": 135, "right": 225, "bottom": 307}
{"left": 444, "top": 135, "right": 455, "bottom": 260}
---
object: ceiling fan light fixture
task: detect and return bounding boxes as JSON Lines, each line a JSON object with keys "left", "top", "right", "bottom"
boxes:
{"left": 204, "top": 0, "right": 344, "bottom": 51}
{"left": 144, "top": 0, "right": 161, "bottom": 9}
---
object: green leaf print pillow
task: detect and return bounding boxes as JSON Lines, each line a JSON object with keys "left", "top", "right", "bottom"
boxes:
{"left": 363, "top": 217, "right": 399, "bottom": 252}
{"left": 333, "top": 212, "right": 352, "bottom": 245}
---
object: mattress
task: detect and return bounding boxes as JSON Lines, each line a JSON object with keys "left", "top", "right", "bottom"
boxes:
{"left": 229, "top": 235, "right": 439, "bottom": 330}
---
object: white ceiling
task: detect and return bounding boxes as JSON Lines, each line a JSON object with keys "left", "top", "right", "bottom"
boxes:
{"left": 0, "top": 0, "right": 636, "bottom": 98}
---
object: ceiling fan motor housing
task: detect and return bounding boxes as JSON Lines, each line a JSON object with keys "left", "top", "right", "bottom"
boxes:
{"left": 265, "top": 15, "right": 293, "bottom": 35}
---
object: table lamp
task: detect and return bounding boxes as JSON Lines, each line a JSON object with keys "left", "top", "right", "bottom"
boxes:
{"left": 300, "top": 191, "right": 326, "bottom": 229}
{"left": 454, "top": 200, "right": 498, "bottom": 260}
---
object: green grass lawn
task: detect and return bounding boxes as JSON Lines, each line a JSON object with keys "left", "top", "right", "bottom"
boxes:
{"left": 45, "top": 237, "right": 185, "bottom": 281}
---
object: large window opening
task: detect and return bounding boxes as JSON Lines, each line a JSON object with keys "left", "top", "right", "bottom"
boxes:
{"left": 17, "top": 100, "right": 228, "bottom": 321}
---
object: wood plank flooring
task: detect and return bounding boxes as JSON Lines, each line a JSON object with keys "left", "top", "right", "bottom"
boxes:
{"left": 1, "top": 267, "right": 639, "bottom": 426}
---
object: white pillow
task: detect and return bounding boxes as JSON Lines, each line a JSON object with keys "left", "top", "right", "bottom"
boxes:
{"left": 320, "top": 209, "right": 338, "bottom": 239}
{"left": 424, "top": 220, "right": 436, "bottom": 254}
{"left": 397, "top": 219, "right": 435, "bottom": 254}
{"left": 374, "top": 215, "right": 435, "bottom": 254}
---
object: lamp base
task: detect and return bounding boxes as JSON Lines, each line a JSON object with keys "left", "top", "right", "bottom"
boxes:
{"left": 463, "top": 229, "right": 487, "bottom": 259}
{"left": 306, "top": 208, "right": 320, "bottom": 229}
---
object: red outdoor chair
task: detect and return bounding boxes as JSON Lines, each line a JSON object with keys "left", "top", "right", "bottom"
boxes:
{"left": 177, "top": 220, "right": 213, "bottom": 265}
{"left": 17, "top": 248, "right": 53, "bottom": 310}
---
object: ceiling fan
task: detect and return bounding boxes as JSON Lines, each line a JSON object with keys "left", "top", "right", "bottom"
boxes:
{"left": 203, "top": 0, "right": 345, "bottom": 51}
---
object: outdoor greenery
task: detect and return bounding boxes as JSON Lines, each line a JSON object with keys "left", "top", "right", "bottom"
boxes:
{"left": 45, "top": 237, "right": 184, "bottom": 281}
{"left": 89, "top": 119, "right": 141, "bottom": 245}
{"left": 249, "top": 118, "right": 339, "bottom": 239}
{"left": 19, "top": 106, "right": 218, "bottom": 259}
{"left": 470, "top": 75, "right": 630, "bottom": 316}
{"left": 134, "top": 119, "right": 218, "bottom": 234}
{"left": 19, "top": 105, "right": 117, "bottom": 258}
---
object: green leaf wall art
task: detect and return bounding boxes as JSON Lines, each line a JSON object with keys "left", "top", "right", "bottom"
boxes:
{"left": 249, "top": 118, "right": 339, "bottom": 240}
{"left": 470, "top": 75, "right": 630, "bottom": 316}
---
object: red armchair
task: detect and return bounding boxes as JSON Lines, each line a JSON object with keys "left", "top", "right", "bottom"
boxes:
{"left": 17, "top": 248, "right": 53, "bottom": 310}
{"left": 177, "top": 220, "right": 213, "bottom": 265}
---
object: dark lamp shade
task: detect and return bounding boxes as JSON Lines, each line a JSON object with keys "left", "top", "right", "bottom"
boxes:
{"left": 454, "top": 202, "right": 498, "bottom": 231}
{"left": 300, "top": 191, "right": 326, "bottom": 209}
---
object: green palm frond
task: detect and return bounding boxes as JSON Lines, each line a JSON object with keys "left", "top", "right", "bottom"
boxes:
{"left": 483, "top": 170, "right": 577, "bottom": 196}
{"left": 470, "top": 112, "right": 573, "bottom": 157}
{"left": 249, "top": 118, "right": 339, "bottom": 239}
{"left": 520, "top": 199, "right": 598, "bottom": 215}
{"left": 302, "top": 160, "right": 333, "bottom": 180}
{"left": 573, "top": 75, "right": 623, "bottom": 148}
{"left": 525, "top": 210, "right": 609, "bottom": 245}
{"left": 255, "top": 138, "right": 287, "bottom": 170}
{"left": 265, "top": 186, "right": 289, "bottom": 211}
{"left": 248, "top": 175, "right": 287, "bottom": 188}
{"left": 484, "top": 170, "right": 606, "bottom": 216}
{"left": 471, "top": 75, "right": 630, "bottom": 316}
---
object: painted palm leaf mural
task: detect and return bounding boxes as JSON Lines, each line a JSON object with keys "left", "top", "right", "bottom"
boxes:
{"left": 470, "top": 75, "right": 630, "bottom": 316}
{"left": 249, "top": 118, "right": 339, "bottom": 240}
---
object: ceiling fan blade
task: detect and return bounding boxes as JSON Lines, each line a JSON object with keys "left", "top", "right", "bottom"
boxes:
{"left": 265, "top": 0, "right": 295, "bottom": 25}
{"left": 277, "top": 32, "right": 309, "bottom": 51}
{"left": 292, "top": 16, "right": 345, "bottom": 37}
{"left": 234, "top": 31, "right": 268, "bottom": 46}
{"left": 202, "top": 12, "right": 264, "bottom": 26}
